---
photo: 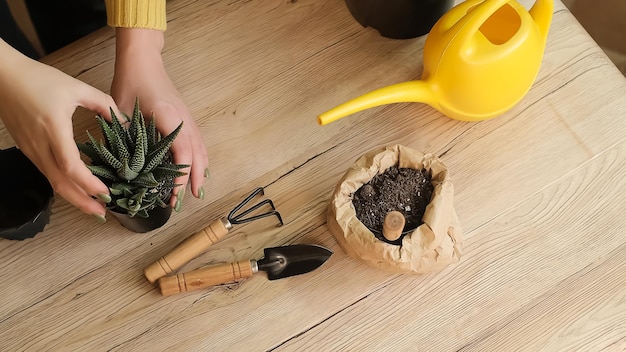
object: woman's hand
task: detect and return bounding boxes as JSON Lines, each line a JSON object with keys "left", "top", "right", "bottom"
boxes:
{"left": 111, "top": 28, "right": 208, "bottom": 212}
{"left": 0, "top": 39, "right": 117, "bottom": 221}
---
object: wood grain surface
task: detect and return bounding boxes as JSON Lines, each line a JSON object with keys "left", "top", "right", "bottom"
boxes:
{"left": 1, "top": 0, "right": 625, "bottom": 351}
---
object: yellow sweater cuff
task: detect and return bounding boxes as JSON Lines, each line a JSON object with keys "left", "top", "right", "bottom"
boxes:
{"left": 105, "top": 0, "right": 167, "bottom": 31}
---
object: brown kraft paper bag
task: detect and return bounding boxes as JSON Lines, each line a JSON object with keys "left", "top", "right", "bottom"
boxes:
{"left": 327, "top": 144, "right": 463, "bottom": 274}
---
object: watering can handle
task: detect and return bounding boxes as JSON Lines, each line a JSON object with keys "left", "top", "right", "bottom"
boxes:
{"left": 529, "top": 0, "right": 554, "bottom": 42}
{"left": 448, "top": 0, "right": 512, "bottom": 48}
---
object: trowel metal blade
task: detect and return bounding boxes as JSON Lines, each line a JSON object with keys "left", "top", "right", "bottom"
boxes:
{"left": 256, "top": 244, "right": 332, "bottom": 280}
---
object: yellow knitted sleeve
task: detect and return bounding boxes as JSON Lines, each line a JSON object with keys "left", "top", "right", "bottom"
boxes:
{"left": 105, "top": 0, "right": 167, "bottom": 31}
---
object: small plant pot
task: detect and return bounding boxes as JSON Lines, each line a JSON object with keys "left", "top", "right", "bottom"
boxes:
{"left": 0, "top": 147, "right": 54, "bottom": 241}
{"left": 109, "top": 205, "right": 172, "bottom": 233}
{"left": 327, "top": 144, "right": 463, "bottom": 274}
{"left": 345, "top": 0, "right": 454, "bottom": 39}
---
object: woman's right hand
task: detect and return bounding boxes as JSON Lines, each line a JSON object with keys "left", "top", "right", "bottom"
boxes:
{"left": 0, "top": 39, "right": 119, "bottom": 221}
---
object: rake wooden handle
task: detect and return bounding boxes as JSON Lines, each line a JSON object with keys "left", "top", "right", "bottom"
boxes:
{"left": 158, "top": 260, "right": 256, "bottom": 296}
{"left": 144, "top": 218, "right": 232, "bottom": 283}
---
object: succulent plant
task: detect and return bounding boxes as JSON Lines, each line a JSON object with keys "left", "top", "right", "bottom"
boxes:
{"left": 77, "top": 99, "right": 188, "bottom": 218}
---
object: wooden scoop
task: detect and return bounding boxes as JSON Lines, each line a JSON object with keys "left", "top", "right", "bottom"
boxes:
{"left": 382, "top": 211, "right": 405, "bottom": 242}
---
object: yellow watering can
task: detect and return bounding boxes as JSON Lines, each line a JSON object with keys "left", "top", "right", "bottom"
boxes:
{"left": 317, "top": 0, "right": 553, "bottom": 125}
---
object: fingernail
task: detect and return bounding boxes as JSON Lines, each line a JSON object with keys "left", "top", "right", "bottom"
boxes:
{"left": 93, "top": 214, "right": 107, "bottom": 224}
{"left": 204, "top": 168, "right": 210, "bottom": 179}
{"left": 97, "top": 193, "right": 112, "bottom": 203}
{"left": 175, "top": 189, "right": 185, "bottom": 212}
{"left": 198, "top": 186, "right": 205, "bottom": 200}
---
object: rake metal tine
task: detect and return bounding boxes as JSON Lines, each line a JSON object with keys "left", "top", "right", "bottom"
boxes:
{"left": 230, "top": 199, "right": 281, "bottom": 224}
{"left": 228, "top": 187, "right": 264, "bottom": 220}
{"left": 230, "top": 198, "right": 276, "bottom": 221}
{"left": 231, "top": 210, "right": 283, "bottom": 226}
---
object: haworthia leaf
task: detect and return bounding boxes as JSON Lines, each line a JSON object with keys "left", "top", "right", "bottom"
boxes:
{"left": 123, "top": 188, "right": 133, "bottom": 198}
{"left": 110, "top": 182, "right": 134, "bottom": 195}
{"left": 146, "top": 117, "right": 158, "bottom": 150}
{"left": 86, "top": 131, "right": 123, "bottom": 170}
{"left": 157, "top": 163, "right": 190, "bottom": 171}
{"left": 129, "top": 119, "right": 146, "bottom": 173}
{"left": 111, "top": 115, "right": 130, "bottom": 161}
{"left": 128, "top": 188, "right": 147, "bottom": 212}
{"left": 96, "top": 115, "right": 128, "bottom": 162}
{"left": 117, "top": 158, "right": 140, "bottom": 181}
{"left": 156, "top": 197, "right": 168, "bottom": 207}
{"left": 108, "top": 108, "right": 129, "bottom": 152}
{"left": 76, "top": 142, "right": 102, "bottom": 165}
{"left": 122, "top": 196, "right": 141, "bottom": 212}
{"left": 116, "top": 198, "right": 130, "bottom": 210}
{"left": 137, "top": 198, "right": 157, "bottom": 211}
{"left": 98, "top": 141, "right": 124, "bottom": 170}
{"left": 132, "top": 98, "right": 142, "bottom": 126}
{"left": 87, "top": 165, "right": 118, "bottom": 180}
{"left": 133, "top": 187, "right": 147, "bottom": 199}
{"left": 123, "top": 113, "right": 133, "bottom": 151}
{"left": 153, "top": 167, "right": 187, "bottom": 180}
{"left": 132, "top": 172, "right": 159, "bottom": 187}
{"left": 129, "top": 100, "right": 144, "bottom": 153}
{"left": 144, "top": 122, "right": 183, "bottom": 172}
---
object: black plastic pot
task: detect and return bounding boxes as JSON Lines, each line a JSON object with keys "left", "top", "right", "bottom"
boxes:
{"left": 108, "top": 205, "right": 172, "bottom": 233}
{"left": 0, "top": 147, "right": 54, "bottom": 240}
{"left": 345, "top": 0, "right": 454, "bottom": 39}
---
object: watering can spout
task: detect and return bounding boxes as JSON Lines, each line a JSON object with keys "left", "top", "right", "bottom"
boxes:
{"left": 317, "top": 81, "right": 434, "bottom": 125}
{"left": 529, "top": 0, "right": 554, "bottom": 44}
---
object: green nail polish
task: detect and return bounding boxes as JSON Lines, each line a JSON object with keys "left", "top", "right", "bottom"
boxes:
{"left": 93, "top": 214, "right": 106, "bottom": 224}
{"left": 175, "top": 189, "right": 185, "bottom": 212}
{"left": 204, "top": 168, "right": 210, "bottom": 179}
{"left": 198, "top": 186, "right": 205, "bottom": 200}
{"left": 97, "top": 193, "right": 111, "bottom": 203}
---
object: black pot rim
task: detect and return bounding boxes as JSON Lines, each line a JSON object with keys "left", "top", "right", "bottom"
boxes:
{"left": 108, "top": 204, "right": 172, "bottom": 233}
{"left": 344, "top": 0, "right": 455, "bottom": 39}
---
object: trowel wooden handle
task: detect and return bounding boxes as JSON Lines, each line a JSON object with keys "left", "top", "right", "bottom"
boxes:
{"left": 158, "top": 260, "right": 255, "bottom": 296}
{"left": 383, "top": 211, "right": 405, "bottom": 241}
{"left": 144, "top": 218, "right": 232, "bottom": 283}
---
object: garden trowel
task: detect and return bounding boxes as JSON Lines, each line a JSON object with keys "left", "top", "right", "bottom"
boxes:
{"left": 158, "top": 244, "right": 332, "bottom": 296}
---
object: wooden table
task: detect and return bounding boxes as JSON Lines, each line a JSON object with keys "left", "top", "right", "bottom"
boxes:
{"left": 2, "top": 0, "right": 625, "bottom": 350}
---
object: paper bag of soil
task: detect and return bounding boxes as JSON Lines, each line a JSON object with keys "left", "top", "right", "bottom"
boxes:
{"left": 327, "top": 144, "right": 463, "bottom": 274}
